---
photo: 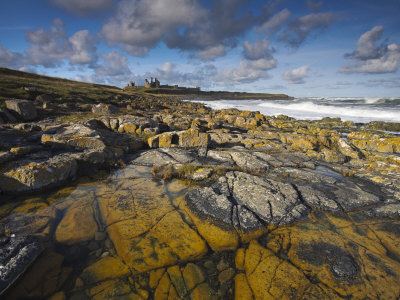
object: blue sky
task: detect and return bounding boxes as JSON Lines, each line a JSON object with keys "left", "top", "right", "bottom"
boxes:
{"left": 1, "top": 0, "right": 399, "bottom": 97}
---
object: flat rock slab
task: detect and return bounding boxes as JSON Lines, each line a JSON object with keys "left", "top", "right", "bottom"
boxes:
{"left": 0, "top": 236, "right": 44, "bottom": 295}
{"left": 186, "top": 171, "right": 309, "bottom": 232}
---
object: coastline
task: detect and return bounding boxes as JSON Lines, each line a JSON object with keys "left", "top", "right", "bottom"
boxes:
{"left": 1, "top": 70, "right": 400, "bottom": 299}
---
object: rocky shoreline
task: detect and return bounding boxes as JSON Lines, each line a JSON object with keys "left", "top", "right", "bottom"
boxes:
{"left": 1, "top": 93, "right": 400, "bottom": 299}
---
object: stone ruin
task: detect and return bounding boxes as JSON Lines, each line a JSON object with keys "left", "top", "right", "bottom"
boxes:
{"left": 145, "top": 77, "right": 160, "bottom": 88}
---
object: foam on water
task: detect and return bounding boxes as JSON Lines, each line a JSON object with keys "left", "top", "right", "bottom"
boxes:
{"left": 189, "top": 97, "right": 400, "bottom": 123}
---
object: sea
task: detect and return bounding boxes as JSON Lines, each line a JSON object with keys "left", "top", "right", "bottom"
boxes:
{"left": 188, "top": 97, "right": 400, "bottom": 123}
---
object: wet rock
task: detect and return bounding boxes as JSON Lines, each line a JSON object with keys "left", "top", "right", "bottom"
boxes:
{"left": 91, "top": 103, "right": 120, "bottom": 115}
{"left": 186, "top": 171, "right": 308, "bottom": 231}
{"left": 55, "top": 198, "right": 98, "bottom": 245}
{"left": 5, "top": 99, "right": 37, "bottom": 121}
{"left": 0, "top": 236, "right": 44, "bottom": 295}
{"left": 80, "top": 256, "right": 130, "bottom": 284}
{"left": 218, "top": 268, "right": 235, "bottom": 283}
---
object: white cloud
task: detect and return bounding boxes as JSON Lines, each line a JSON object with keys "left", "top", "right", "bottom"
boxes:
{"left": 242, "top": 39, "right": 275, "bottom": 61}
{"left": 195, "top": 45, "right": 227, "bottom": 60}
{"left": 282, "top": 64, "right": 312, "bottom": 84}
{"left": 256, "top": 9, "right": 291, "bottom": 34}
{"left": 101, "top": 0, "right": 203, "bottom": 55}
{"left": 279, "top": 13, "right": 337, "bottom": 48}
{"left": 0, "top": 44, "right": 23, "bottom": 68}
{"left": 216, "top": 58, "right": 276, "bottom": 85}
{"left": 49, "top": 0, "right": 113, "bottom": 15}
{"left": 340, "top": 26, "right": 400, "bottom": 74}
{"left": 95, "top": 51, "right": 131, "bottom": 76}
{"left": 24, "top": 19, "right": 98, "bottom": 68}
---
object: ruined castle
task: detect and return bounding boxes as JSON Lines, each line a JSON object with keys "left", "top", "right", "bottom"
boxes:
{"left": 145, "top": 77, "right": 160, "bottom": 88}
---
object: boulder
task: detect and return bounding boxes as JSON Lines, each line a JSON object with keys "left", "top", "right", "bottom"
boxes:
{"left": 5, "top": 99, "right": 37, "bottom": 121}
{"left": 0, "top": 108, "right": 18, "bottom": 123}
{"left": 0, "top": 154, "right": 78, "bottom": 193}
{"left": 186, "top": 172, "right": 308, "bottom": 232}
{"left": 0, "top": 236, "right": 44, "bottom": 295}
{"left": 91, "top": 103, "right": 120, "bottom": 115}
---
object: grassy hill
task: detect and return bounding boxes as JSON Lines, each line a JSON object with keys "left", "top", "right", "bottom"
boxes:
{"left": 0, "top": 67, "right": 292, "bottom": 107}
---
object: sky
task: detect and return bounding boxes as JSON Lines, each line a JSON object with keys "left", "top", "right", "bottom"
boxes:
{"left": 0, "top": 0, "right": 399, "bottom": 97}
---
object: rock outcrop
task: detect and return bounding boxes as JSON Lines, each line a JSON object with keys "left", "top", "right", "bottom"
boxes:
{"left": 5, "top": 99, "right": 37, "bottom": 121}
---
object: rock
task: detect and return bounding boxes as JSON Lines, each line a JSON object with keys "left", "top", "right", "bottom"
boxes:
{"left": 55, "top": 199, "right": 98, "bottom": 245}
{"left": 94, "top": 231, "right": 107, "bottom": 241}
{"left": 35, "top": 94, "right": 54, "bottom": 103}
{"left": 178, "top": 129, "right": 209, "bottom": 148}
{"left": 0, "top": 108, "right": 18, "bottom": 123}
{"left": 0, "top": 154, "right": 78, "bottom": 193}
{"left": 0, "top": 236, "right": 44, "bottom": 295}
{"left": 365, "top": 203, "right": 400, "bottom": 218}
{"left": 91, "top": 103, "right": 120, "bottom": 115}
{"left": 132, "top": 148, "right": 200, "bottom": 166}
{"left": 218, "top": 268, "right": 235, "bottom": 283}
{"left": 191, "top": 168, "right": 213, "bottom": 181}
{"left": 98, "top": 177, "right": 207, "bottom": 272}
{"left": 80, "top": 257, "right": 130, "bottom": 284}
{"left": 5, "top": 99, "right": 37, "bottom": 121}
{"left": 186, "top": 171, "right": 308, "bottom": 231}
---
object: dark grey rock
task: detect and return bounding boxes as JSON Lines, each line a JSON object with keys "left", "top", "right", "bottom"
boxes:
{"left": 0, "top": 108, "right": 18, "bottom": 123}
{"left": 365, "top": 203, "right": 400, "bottom": 218}
{"left": 5, "top": 99, "right": 37, "bottom": 121}
{"left": 332, "top": 255, "right": 359, "bottom": 279}
{"left": 132, "top": 148, "right": 200, "bottom": 166}
{"left": 186, "top": 171, "right": 309, "bottom": 232}
{"left": 0, "top": 236, "right": 44, "bottom": 295}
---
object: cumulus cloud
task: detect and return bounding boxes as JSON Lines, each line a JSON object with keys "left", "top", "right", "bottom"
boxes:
{"left": 0, "top": 44, "right": 24, "bottom": 68}
{"left": 49, "top": 0, "right": 113, "bottom": 15}
{"left": 282, "top": 64, "right": 312, "bottom": 84}
{"left": 165, "top": 0, "right": 262, "bottom": 56}
{"left": 279, "top": 13, "right": 337, "bottom": 48}
{"left": 95, "top": 51, "right": 131, "bottom": 76}
{"left": 194, "top": 45, "right": 227, "bottom": 60}
{"left": 143, "top": 62, "right": 218, "bottom": 88}
{"left": 242, "top": 39, "right": 275, "bottom": 61}
{"left": 340, "top": 26, "right": 400, "bottom": 74}
{"left": 24, "top": 19, "right": 98, "bottom": 68}
{"left": 101, "top": 0, "right": 272, "bottom": 60}
{"left": 101, "top": 0, "right": 203, "bottom": 56}
{"left": 256, "top": 9, "right": 291, "bottom": 34}
{"left": 216, "top": 58, "right": 276, "bottom": 85}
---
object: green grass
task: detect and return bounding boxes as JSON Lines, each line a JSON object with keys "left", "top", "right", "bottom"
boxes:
{"left": 0, "top": 67, "right": 292, "bottom": 108}
{"left": 0, "top": 67, "right": 127, "bottom": 106}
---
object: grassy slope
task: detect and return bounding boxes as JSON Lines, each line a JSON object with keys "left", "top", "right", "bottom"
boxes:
{"left": 0, "top": 67, "right": 292, "bottom": 107}
{"left": 0, "top": 67, "right": 126, "bottom": 106}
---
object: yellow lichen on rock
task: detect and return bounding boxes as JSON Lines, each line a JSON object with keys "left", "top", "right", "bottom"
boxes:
{"left": 80, "top": 256, "right": 131, "bottom": 284}
{"left": 54, "top": 199, "right": 98, "bottom": 245}
{"left": 244, "top": 240, "right": 310, "bottom": 299}
{"left": 234, "top": 274, "right": 253, "bottom": 300}
{"left": 179, "top": 200, "right": 239, "bottom": 251}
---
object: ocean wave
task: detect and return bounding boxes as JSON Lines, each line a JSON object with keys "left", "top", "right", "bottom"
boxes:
{"left": 257, "top": 101, "right": 400, "bottom": 121}
{"left": 296, "top": 97, "right": 400, "bottom": 105}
